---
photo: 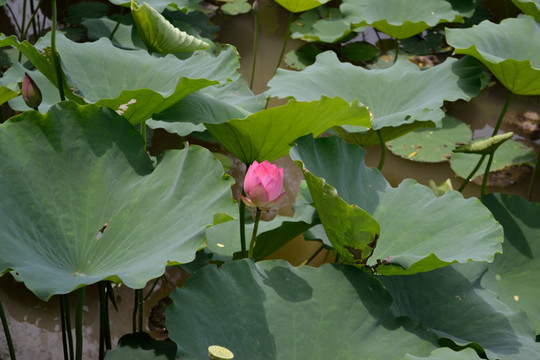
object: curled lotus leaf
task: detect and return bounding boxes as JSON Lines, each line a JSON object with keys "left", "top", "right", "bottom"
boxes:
{"left": 446, "top": 15, "right": 540, "bottom": 95}
{"left": 131, "top": 0, "right": 210, "bottom": 54}
{"left": 511, "top": 0, "right": 540, "bottom": 22}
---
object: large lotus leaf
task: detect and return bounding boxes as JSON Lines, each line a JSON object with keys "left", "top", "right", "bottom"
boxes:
{"left": 267, "top": 51, "right": 484, "bottom": 130}
{"left": 340, "top": 0, "right": 463, "bottom": 39}
{"left": 290, "top": 135, "right": 503, "bottom": 275}
{"left": 0, "top": 62, "right": 20, "bottom": 106}
{"left": 481, "top": 193, "right": 540, "bottom": 333}
{"left": 404, "top": 348, "right": 482, "bottom": 360}
{"left": 511, "top": 0, "right": 540, "bottom": 21}
{"left": 147, "top": 77, "right": 265, "bottom": 136}
{"left": 50, "top": 35, "right": 239, "bottom": 125}
{"left": 290, "top": 7, "right": 355, "bottom": 43}
{"left": 131, "top": 0, "right": 209, "bottom": 54}
{"left": 446, "top": 16, "right": 540, "bottom": 95}
{"left": 109, "top": 0, "right": 201, "bottom": 13}
{"left": 302, "top": 169, "right": 380, "bottom": 266}
{"left": 387, "top": 116, "right": 473, "bottom": 163}
{"left": 0, "top": 102, "right": 236, "bottom": 300}
{"left": 0, "top": 34, "right": 84, "bottom": 104}
{"left": 167, "top": 259, "right": 438, "bottom": 359}
{"left": 450, "top": 139, "right": 535, "bottom": 183}
{"left": 204, "top": 97, "right": 371, "bottom": 164}
{"left": 273, "top": 0, "right": 330, "bottom": 13}
{"left": 380, "top": 262, "right": 540, "bottom": 359}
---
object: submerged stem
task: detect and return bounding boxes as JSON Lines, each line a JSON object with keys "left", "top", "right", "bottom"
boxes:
{"left": 0, "top": 296, "right": 16, "bottom": 360}
{"left": 527, "top": 144, "right": 540, "bottom": 201}
{"left": 248, "top": 208, "right": 262, "bottom": 259}
{"left": 75, "top": 287, "right": 86, "bottom": 360}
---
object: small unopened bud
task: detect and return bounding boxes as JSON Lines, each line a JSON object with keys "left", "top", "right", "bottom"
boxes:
{"left": 252, "top": 0, "right": 258, "bottom": 12}
{"left": 22, "top": 73, "right": 42, "bottom": 110}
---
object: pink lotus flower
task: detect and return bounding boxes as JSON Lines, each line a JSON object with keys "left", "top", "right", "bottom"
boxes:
{"left": 241, "top": 160, "right": 285, "bottom": 210}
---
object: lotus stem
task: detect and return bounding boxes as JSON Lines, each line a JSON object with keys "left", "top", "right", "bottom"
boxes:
{"left": 132, "top": 290, "right": 138, "bottom": 333}
{"left": 75, "top": 287, "right": 86, "bottom": 360}
{"left": 376, "top": 130, "right": 386, "bottom": 170}
{"left": 249, "top": 5, "right": 259, "bottom": 90}
{"left": 248, "top": 208, "right": 262, "bottom": 259}
{"left": 458, "top": 91, "right": 512, "bottom": 193}
{"left": 50, "top": 0, "right": 66, "bottom": 101}
{"left": 0, "top": 296, "right": 16, "bottom": 360}
{"left": 301, "top": 244, "right": 324, "bottom": 266}
{"left": 98, "top": 282, "right": 111, "bottom": 360}
{"left": 137, "top": 289, "right": 143, "bottom": 332}
{"left": 458, "top": 154, "right": 486, "bottom": 192}
{"left": 393, "top": 39, "right": 399, "bottom": 64}
{"left": 109, "top": 7, "right": 124, "bottom": 41}
{"left": 60, "top": 297, "right": 68, "bottom": 360}
{"left": 480, "top": 152, "right": 495, "bottom": 196}
{"left": 132, "top": 289, "right": 144, "bottom": 332}
{"left": 374, "top": 29, "right": 384, "bottom": 52}
{"left": 141, "top": 121, "right": 147, "bottom": 151}
{"left": 29, "top": 0, "right": 38, "bottom": 39}
{"left": 21, "top": 0, "right": 27, "bottom": 40}
{"left": 275, "top": 12, "right": 293, "bottom": 75}
{"left": 527, "top": 144, "right": 540, "bottom": 201}
{"left": 5, "top": 4, "right": 22, "bottom": 35}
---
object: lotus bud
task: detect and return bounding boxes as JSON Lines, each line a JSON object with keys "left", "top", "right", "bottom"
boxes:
{"left": 241, "top": 160, "right": 285, "bottom": 210}
{"left": 22, "top": 73, "right": 42, "bottom": 110}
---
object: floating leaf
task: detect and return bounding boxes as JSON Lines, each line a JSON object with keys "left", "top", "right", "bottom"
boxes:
{"left": 481, "top": 193, "right": 540, "bottom": 333}
{"left": 341, "top": 41, "right": 379, "bottom": 62}
{"left": 83, "top": 17, "right": 137, "bottom": 49}
{"left": 167, "top": 260, "right": 439, "bottom": 359}
{"left": 511, "top": 0, "right": 540, "bottom": 22}
{"left": 453, "top": 132, "right": 513, "bottom": 155}
{"left": 52, "top": 35, "right": 239, "bottom": 124}
{"left": 387, "top": 116, "right": 472, "bottom": 162}
{"left": 446, "top": 15, "right": 540, "bottom": 95}
{"left": 131, "top": 0, "right": 209, "bottom": 53}
{"left": 380, "top": 262, "right": 540, "bottom": 359}
{"left": 273, "top": 0, "right": 330, "bottom": 13}
{"left": 283, "top": 43, "right": 321, "bottom": 70}
{"left": 104, "top": 333, "right": 176, "bottom": 360}
{"left": 290, "top": 135, "right": 503, "bottom": 275}
{"left": 0, "top": 102, "right": 235, "bottom": 300}
{"left": 450, "top": 139, "right": 535, "bottom": 185}
{"left": 221, "top": 0, "right": 251, "bottom": 15}
{"left": 290, "top": 7, "right": 354, "bottom": 43}
{"left": 340, "top": 0, "right": 463, "bottom": 39}
{"left": 205, "top": 97, "right": 371, "bottom": 164}
{"left": 65, "top": 1, "right": 109, "bottom": 25}
{"left": 267, "top": 51, "right": 484, "bottom": 131}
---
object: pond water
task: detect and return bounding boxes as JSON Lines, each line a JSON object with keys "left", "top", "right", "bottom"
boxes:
{"left": 0, "top": 1, "right": 539, "bottom": 358}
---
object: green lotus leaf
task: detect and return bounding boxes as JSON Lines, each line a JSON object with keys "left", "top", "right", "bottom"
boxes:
{"left": 340, "top": 0, "right": 463, "bottom": 39}
{"left": 511, "top": 0, "right": 540, "bottom": 22}
{"left": 51, "top": 35, "right": 239, "bottom": 125}
{"left": 387, "top": 116, "right": 473, "bottom": 162}
{"left": 341, "top": 41, "right": 379, "bottom": 62}
{"left": 453, "top": 132, "right": 513, "bottom": 155}
{"left": 0, "top": 61, "right": 20, "bottom": 106}
{"left": 481, "top": 193, "right": 540, "bottom": 333}
{"left": 290, "top": 7, "right": 355, "bottom": 43}
{"left": 104, "top": 333, "right": 176, "bottom": 359}
{"left": 0, "top": 86, "right": 17, "bottom": 106}
{"left": 0, "top": 1, "right": 5, "bottom": 6}
{"left": 0, "top": 34, "right": 84, "bottom": 104}
{"left": 109, "top": 0, "right": 201, "bottom": 13}
{"left": 131, "top": 0, "right": 209, "bottom": 54}
{"left": 205, "top": 97, "right": 371, "bottom": 164}
{"left": 167, "top": 260, "right": 439, "bottom": 359}
{"left": 450, "top": 139, "right": 535, "bottom": 183}
{"left": 221, "top": 0, "right": 252, "bottom": 16}
{"left": 290, "top": 135, "right": 503, "bottom": 275}
{"left": 65, "top": 1, "right": 109, "bottom": 25}
{"left": 147, "top": 77, "right": 265, "bottom": 136}
{"left": 446, "top": 16, "right": 540, "bottom": 95}
{"left": 380, "top": 262, "right": 540, "bottom": 359}
{"left": 83, "top": 17, "right": 137, "bottom": 49}
{"left": 302, "top": 169, "right": 380, "bottom": 266}
{"left": 267, "top": 51, "right": 484, "bottom": 131}
{"left": 0, "top": 102, "right": 236, "bottom": 300}
{"left": 274, "top": 0, "right": 331, "bottom": 13}
{"left": 404, "top": 348, "right": 482, "bottom": 360}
